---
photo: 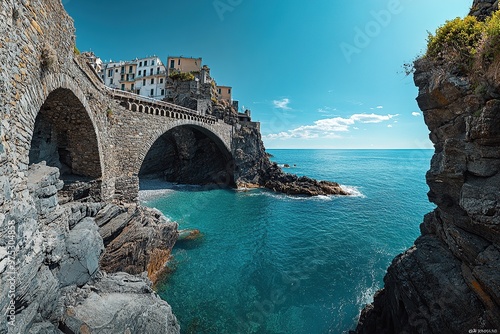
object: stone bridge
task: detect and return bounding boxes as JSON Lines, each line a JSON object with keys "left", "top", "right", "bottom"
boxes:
{"left": 1, "top": 0, "right": 245, "bottom": 202}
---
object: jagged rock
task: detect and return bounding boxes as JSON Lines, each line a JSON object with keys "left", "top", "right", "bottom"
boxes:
{"left": 2, "top": 163, "right": 180, "bottom": 334}
{"left": 61, "top": 272, "right": 180, "bottom": 334}
{"left": 98, "top": 205, "right": 179, "bottom": 284}
{"left": 94, "top": 203, "right": 126, "bottom": 227}
{"left": 58, "top": 217, "right": 104, "bottom": 287}
{"left": 470, "top": 0, "right": 499, "bottom": 20}
{"left": 27, "top": 322, "right": 60, "bottom": 334}
{"left": 27, "top": 162, "right": 64, "bottom": 217}
{"left": 354, "top": 3, "right": 500, "bottom": 332}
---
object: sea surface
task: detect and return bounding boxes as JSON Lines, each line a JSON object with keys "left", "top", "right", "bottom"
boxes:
{"left": 140, "top": 149, "right": 435, "bottom": 334}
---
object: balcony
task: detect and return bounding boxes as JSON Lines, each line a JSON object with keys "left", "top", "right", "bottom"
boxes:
{"left": 119, "top": 75, "right": 136, "bottom": 83}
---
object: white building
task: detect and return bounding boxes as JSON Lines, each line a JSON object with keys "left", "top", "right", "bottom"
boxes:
{"left": 134, "top": 56, "right": 166, "bottom": 99}
{"left": 100, "top": 56, "right": 167, "bottom": 100}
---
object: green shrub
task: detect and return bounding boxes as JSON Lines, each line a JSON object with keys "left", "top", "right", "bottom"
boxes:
{"left": 426, "top": 16, "right": 483, "bottom": 61}
{"left": 169, "top": 72, "right": 195, "bottom": 81}
{"left": 74, "top": 45, "right": 81, "bottom": 55}
{"left": 480, "top": 10, "right": 500, "bottom": 59}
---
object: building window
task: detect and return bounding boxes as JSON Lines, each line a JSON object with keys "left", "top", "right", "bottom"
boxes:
{"left": 218, "top": 88, "right": 221, "bottom": 94}
{"left": 144, "top": 60, "right": 148, "bottom": 66}
{"left": 121, "top": 66, "right": 125, "bottom": 74}
{"left": 131, "top": 84, "right": 134, "bottom": 90}
{"left": 152, "top": 60, "right": 155, "bottom": 66}
{"left": 160, "top": 78, "right": 164, "bottom": 84}
{"left": 170, "top": 59, "right": 175, "bottom": 68}
{"left": 108, "top": 69, "right": 113, "bottom": 77}
{"left": 228, "top": 89, "right": 231, "bottom": 94}
{"left": 178, "top": 59, "right": 181, "bottom": 65}
{"left": 110, "top": 78, "right": 114, "bottom": 85}
{"left": 150, "top": 89, "right": 154, "bottom": 96}
{"left": 150, "top": 68, "right": 153, "bottom": 76}
{"left": 139, "top": 61, "right": 142, "bottom": 67}
{"left": 115, "top": 69, "right": 118, "bottom": 73}
{"left": 121, "top": 84, "right": 125, "bottom": 90}
{"left": 137, "top": 89, "right": 141, "bottom": 94}
{"left": 138, "top": 70, "right": 141, "bottom": 76}
{"left": 121, "top": 75, "right": 124, "bottom": 81}
{"left": 161, "top": 89, "right": 165, "bottom": 95}
{"left": 129, "top": 66, "right": 133, "bottom": 73}
{"left": 151, "top": 78, "right": 154, "bottom": 84}
{"left": 143, "top": 79, "right": 146, "bottom": 85}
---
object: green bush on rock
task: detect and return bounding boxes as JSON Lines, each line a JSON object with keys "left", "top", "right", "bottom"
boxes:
{"left": 425, "top": 10, "right": 500, "bottom": 85}
{"left": 426, "top": 16, "right": 483, "bottom": 62}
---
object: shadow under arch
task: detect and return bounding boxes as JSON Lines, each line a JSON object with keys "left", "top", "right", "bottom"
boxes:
{"left": 139, "top": 124, "right": 235, "bottom": 188}
{"left": 29, "top": 87, "right": 103, "bottom": 198}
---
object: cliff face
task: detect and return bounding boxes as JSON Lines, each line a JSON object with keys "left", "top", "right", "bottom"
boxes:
{"left": 233, "top": 124, "right": 348, "bottom": 196}
{"left": 0, "top": 163, "right": 180, "bottom": 334}
{"left": 355, "top": 1, "right": 500, "bottom": 332}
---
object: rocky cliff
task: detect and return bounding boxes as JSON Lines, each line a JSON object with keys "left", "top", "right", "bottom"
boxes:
{"left": 354, "top": 1, "right": 500, "bottom": 332}
{"left": 0, "top": 163, "right": 180, "bottom": 333}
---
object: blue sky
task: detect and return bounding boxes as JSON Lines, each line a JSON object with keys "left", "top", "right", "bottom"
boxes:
{"left": 64, "top": 0, "right": 472, "bottom": 149}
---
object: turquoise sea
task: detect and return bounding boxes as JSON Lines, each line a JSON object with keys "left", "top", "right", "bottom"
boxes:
{"left": 140, "top": 149, "right": 435, "bottom": 334}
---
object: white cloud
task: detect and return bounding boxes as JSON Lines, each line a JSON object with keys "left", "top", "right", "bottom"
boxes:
{"left": 264, "top": 113, "right": 398, "bottom": 140}
{"left": 376, "top": 106, "right": 383, "bottom": 109}
{"left": 387, "top": 124, "right": 393, "bottom": 128}
{"left": 317, "top": 106, "right": 337, "bottom": 114}
{"left": 273, "top": 98, "right": 291, "bottom": 110}
{"left": 412, "top": 112, "right": 421, "bottom": 117}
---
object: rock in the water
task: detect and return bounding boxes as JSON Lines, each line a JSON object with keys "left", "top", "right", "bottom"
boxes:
{"left": 178, "top": 229, "right": 202, "bottom": 241}
{"left": 232, "top": 125, "right": 349, "bottom": 196}
{"left": 98, "top": 205, "right": 179, "bottom": 284}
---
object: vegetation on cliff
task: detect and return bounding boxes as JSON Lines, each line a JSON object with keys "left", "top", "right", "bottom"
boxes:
{"left": 169, "top": 71, "right": 195, "bottom": 81}
{"left": 426, "top": 10, "right": 500, "bottom": 71}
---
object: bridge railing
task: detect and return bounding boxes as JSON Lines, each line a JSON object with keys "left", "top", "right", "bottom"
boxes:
{"left": 106, "top": 87, "right": 218, "bottom": 123}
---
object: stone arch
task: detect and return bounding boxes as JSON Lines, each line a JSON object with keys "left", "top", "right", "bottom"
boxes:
{"left": 155, "top": 108, "right": 160, "bottom": 116}
{"left": 15, "top": 73, "right": 105, "bottom": 198}
{"left": 131, "top": 103, "right": 138, "bottom": 112}
{"left": 136, "top": 123, "right": 234, "bottom": 188}
{"left": 29, "top": 88, "right": 102, "bottom": 179}
{"left": 139, "top": 104, "right": 144, "bottom": 113}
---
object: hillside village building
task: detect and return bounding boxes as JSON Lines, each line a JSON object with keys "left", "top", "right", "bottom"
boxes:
{"left": 97, "top": 54, "right": 250, "bottom": 118}
{"left": 100, "top": 56, "right": 166, "bottom": 100}
{"left": 167, "top": 56, "right": 202, "bottom": 76}
{"left": 216, "top": 85, "right": 232, "bottom": 103}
